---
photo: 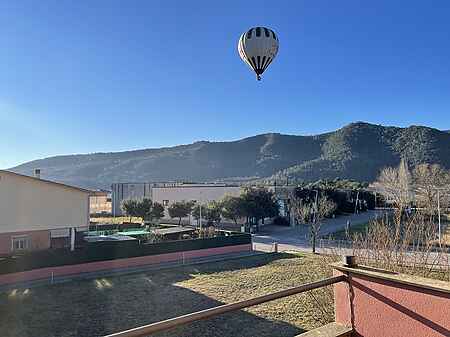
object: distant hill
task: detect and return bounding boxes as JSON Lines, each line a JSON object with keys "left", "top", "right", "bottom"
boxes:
{"left": 10, "top": 122, "right": 450, "bottom": 189}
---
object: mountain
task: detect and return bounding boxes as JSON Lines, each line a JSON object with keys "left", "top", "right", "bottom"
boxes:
{"left": 10, "top": 122, "right": 450, "bottom": 189}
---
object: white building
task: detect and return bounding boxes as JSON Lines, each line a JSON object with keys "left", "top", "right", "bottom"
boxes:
{"left": 111, "top": 182, "right": 241, "bottom": 217}
{"left": 0, "top": 170, "right": 92, "bottom": 256}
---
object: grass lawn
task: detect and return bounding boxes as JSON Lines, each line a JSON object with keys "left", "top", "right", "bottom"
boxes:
{"left": 327, "top": 221, "right": 370, "bottom": 240}
{"left": 0, "top": 253, "right": 335, "bottom": 337}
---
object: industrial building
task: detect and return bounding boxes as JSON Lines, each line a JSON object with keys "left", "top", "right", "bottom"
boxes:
{"left": 111, "top": 182, "right": 241, "bottom": 216}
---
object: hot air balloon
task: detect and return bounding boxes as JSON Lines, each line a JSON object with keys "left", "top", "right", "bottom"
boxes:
{"left": 238, "top": 26, "right": 279, "bottom": 81}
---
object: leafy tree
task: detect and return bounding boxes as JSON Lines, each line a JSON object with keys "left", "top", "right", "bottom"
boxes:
{"left": 205, "top": 201, "right": 222, "bottom": 226}
{"left": 192, "top": 201, "right": 222, "bottom": 227}
{"left": 148, "top": 201, "right": 165, "bottom": 225}
{"left": 121, "top": 199, "right": 139, "bottom": 223}
{"left": 221, "top": 196, "right": 246, "bottom": 225}
{"left": 135, "top": 198, "right": 153, "bottom": 222}
{"left": 240, "top": 188, "right": 279, "bottom": 228}
{"left": 168, "top": 201, "right": 194, "bottom": 225}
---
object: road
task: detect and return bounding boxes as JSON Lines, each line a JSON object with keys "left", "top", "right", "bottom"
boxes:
{"left": 253, "top": 210, "right": 385, "bottom": 253}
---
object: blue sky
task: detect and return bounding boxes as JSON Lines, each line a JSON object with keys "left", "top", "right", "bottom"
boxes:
{"left": 2, "top": 1, "right": 450, "bottom": 168}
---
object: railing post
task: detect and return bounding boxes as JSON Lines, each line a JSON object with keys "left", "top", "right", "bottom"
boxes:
{"left": 342, "top": 255, "right": 357, "bottom": 268}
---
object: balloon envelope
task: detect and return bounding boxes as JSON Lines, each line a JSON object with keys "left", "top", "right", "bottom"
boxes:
{"left": 238, "top": 27, "right": 279, "bottom": 80}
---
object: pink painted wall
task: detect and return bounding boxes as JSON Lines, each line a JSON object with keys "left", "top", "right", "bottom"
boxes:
{"left": 0, "top": 243, "right": 252, "bottom": 286}
{"left": 334, "top": 269, "right": 450, "bottom": 337}
{"left": 0, "top": 230, "right": 50, "bottom": 256}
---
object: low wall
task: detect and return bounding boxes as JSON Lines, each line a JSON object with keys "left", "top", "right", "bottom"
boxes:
{"left": 333, "top": 263, "right": 450, "bottom": 337}
{"left": 0, "top": 243, "right": 252, "bottom": 287}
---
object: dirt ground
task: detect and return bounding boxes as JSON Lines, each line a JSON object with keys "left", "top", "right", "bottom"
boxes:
{"left": 0, "top": 253, "right": 335, "bottom": 337}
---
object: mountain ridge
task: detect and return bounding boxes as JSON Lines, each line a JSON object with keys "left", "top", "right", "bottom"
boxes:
{"left": 10, "top": 122, "right": 450, "bottom": 189}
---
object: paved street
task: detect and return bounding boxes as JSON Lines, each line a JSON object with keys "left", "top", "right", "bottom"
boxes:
{"left": 253, "top": 210, "right": 386, "bottom": 253}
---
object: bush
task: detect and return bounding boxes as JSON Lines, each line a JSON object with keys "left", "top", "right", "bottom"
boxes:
{"left": 272, "top": 216, "right": 290, "bottom": 226}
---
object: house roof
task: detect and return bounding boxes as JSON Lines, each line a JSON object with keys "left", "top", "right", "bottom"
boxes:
{"left": 0, "top": 170, "right": 93, "bottom": 194}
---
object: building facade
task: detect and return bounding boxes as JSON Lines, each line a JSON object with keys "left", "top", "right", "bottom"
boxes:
{"left": 90, "top": 190, "right": 112, "bottom": 215}
{"left": 0, "top": 170, "right": 91, "bottom": 256}
{"left": 111, "top": 182, "right": 241, "bottom": 217}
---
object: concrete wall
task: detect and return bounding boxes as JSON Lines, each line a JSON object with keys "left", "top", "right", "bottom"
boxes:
{"left": 333, "top": 265, "right": 450, "bottom": 337}
{"left": 0, "top": 243, "right": 252, "bottom": 287}
{"left": 0, "top": 171, "right": 90, "bottom": 234}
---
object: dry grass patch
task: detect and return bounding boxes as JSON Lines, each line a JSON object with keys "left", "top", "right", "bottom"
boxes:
{"left": 0, "top": 253, "right": 335, "bottom": 337}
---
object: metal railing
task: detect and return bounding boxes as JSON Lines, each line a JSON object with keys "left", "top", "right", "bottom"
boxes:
{"left": 104, "top": 275, "right": 346, "bottom": 337}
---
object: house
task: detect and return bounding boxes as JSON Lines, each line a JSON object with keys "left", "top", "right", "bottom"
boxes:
{"left": 111, "top": 182, "right": 241, "bottom": 217}
{"left": 0, "top": 169, "right": 92, "bottom": 256}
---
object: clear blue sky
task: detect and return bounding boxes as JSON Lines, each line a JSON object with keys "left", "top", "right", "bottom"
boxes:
{"left": 2, "top": 1, "right": 450, "bottom": 168}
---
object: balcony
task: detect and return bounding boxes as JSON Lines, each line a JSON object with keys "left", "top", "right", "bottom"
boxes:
{"left": 104, "top": 255, "right": 450, "bottom": 337}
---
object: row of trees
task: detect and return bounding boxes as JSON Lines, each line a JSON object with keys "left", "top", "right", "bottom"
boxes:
{"left": 121, "top": 198, "right": 165, "bottom": 224}
{"left": 121, "top": 187, "right": 280, "bottom": 228}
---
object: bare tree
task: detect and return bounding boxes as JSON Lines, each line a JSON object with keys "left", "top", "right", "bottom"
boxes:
{"left": 413, "top": 163, "right": 450, "bottom": 220}
{"left": 290, "top": 194, "right": 312, "bottom": 225}
{"left": 310, "top": 196, "right": 337, "bottom": 253}
{"left": 373, "top": 158, "right": 412, "bottom": 221}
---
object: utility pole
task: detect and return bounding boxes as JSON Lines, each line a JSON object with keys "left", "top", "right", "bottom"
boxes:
{"left": 437, "top": 189, "right": 441, "bottom": 245}
{"left": 199, "top": 202, "right": 202, "bottom": 231}
{"left": 354, "top": 190, "right": 359, "bottom": 214}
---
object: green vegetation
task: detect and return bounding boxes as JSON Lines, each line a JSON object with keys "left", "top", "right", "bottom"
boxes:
{"left": 168, "top": 201, "right": 195, "bottom": 225}
{"left": 328, "top": 221, "right": 371, "bottom": 240}
{"left": 11, "top": 122, "right": 450, "bottom": 189}
{"left": 121, "top": 198, "right": 164, "bottom": 225}
{"left": 0, "top": 253, "right": 335, "bottom": 337}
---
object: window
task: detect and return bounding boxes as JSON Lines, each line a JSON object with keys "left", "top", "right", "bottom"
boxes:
{"left": 12, "top": 236, "right": 31, "bottom": 252}
{"left": 163, "top": 200, "right": 169, "bottom": 206}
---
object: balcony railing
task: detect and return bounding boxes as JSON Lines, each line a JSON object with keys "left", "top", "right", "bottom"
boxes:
{"left": 103, "top": 275, "right": 347, "bottom": 337}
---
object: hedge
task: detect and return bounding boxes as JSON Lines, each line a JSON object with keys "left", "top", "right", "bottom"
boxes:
{"left": 0, "top": 232, "right": 251, "bottom": 275}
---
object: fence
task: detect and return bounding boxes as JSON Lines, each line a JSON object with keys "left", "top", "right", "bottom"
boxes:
{"left": 0, "top": 232, "right": 251, "bottom": 275}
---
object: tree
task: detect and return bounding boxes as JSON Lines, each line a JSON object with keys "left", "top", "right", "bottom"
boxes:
{"left": 121, "top": 199, "right": 139, "bottom": 223}
{"left": 205, "top": 201, "right": 222, "bottom": 226}
{"left": 221, "top": 196, "right": 246, "bottom": 226}
{"left": 168, "top": 201, "right": 194, "bottom": 225}
{"left": 311, "top": 196, "right": 337, "bottom": 252}
{"left": 413, "top": 163, "right": 450, "bottom": 220}
{"left": 373, "top": 158, "right": 412, "bottom": 218}
{"left": 192, "top": 201, "right": 222, "bottom": 227}
{"left": 240, "top": 188, "right": 279, "bottom": 228}
{"left": 135, "top": 198, "right": 153, "bottom": 223}
{"left": 148, "top": 202, "right": 165, "bottom": 226}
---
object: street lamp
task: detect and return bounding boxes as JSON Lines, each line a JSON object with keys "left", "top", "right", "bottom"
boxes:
{"left": 435, "top": 187, "right": 446, "bottom": 245}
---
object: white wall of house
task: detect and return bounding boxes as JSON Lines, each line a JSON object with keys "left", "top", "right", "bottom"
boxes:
{"left": 0, "top": 171, "right": 90, "bottom": 233}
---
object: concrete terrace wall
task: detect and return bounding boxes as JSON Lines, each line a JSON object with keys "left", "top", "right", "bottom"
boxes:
{"left": 333, "top": 264, "right": 450, "bottom": 337}
{"left": 0, "top": 244, "right": 252, "bottom": 287}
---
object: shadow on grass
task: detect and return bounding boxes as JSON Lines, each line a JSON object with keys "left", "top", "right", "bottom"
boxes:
{"left": 0, "top": 253, "right": 305, "bottom": 337}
